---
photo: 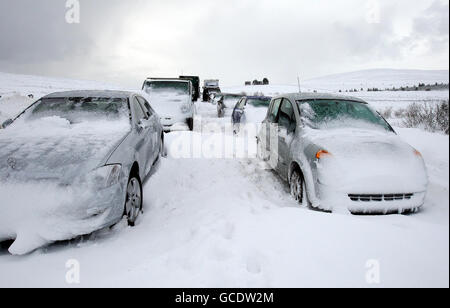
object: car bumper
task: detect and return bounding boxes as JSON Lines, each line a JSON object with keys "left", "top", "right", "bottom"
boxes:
{"left": 0, "top": 181, "right": 125, "bottom": 255}
{"left": 314, "top": 182, "right": 427, "bottom": 214}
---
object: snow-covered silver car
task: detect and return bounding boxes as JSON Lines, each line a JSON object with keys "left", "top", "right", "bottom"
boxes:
{"left": 0, "top": 90, "right": 164, "bottom": 255}
{"left": 257, "top": 93, "right": 428, "bottom": 214}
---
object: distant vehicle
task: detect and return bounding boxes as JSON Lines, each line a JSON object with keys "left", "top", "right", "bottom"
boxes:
{"left": 257, "top": 93, "right": 428, "bottom": 214}
{"left": 231, "top": 96, "right": 271, "bottom": 133}
{"left": 180, "top": 75, "right": 200, "bottom": 102}
{"left": 142, "top": 78, "right": 195, "bottom": 131}
{"left": 214, "top": 93, "right": 243, "bottom": 118}
{"left": 0, "top": 90, "right": 164, "bottom": 255}
{"left": 203, "top": 79, "right": 221, "bottom": 102}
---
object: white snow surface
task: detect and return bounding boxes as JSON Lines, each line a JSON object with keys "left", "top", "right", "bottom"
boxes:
{"left": 0, "top": 71, "right": 448, "bottom": 287}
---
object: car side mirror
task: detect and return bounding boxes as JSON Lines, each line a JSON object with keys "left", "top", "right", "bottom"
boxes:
{"left": 2, "top": 119, "right": 13, "bottom": 129}
{"left": 135, "top": 120, "right": 146, "bottom": 133}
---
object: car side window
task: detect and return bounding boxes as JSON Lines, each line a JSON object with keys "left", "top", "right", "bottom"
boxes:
{"left": 238, "top": 98, "right": 246, "bottom": 109}
{"left": 268, "top": 98, "right": 282, "bottom": 123}
{"left": 137, "top": 96, "right": 154, "bottom": 118}
{"left": 132, "top": 97, "right": 146, "bottom": 122}
{"left": 278, "top": 99, "right": 296, "bottom": 133}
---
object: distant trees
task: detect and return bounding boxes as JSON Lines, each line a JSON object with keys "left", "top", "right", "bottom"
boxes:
{"left": 245, "top": 78, "right": 270, "bottom": 86}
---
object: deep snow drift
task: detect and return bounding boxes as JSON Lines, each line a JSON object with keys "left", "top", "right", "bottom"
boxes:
{"left": 0, "top": 102, "right": 448, "bottom": 287}
{"left": 0, "top": 72, "right": 448, "bottom": 287}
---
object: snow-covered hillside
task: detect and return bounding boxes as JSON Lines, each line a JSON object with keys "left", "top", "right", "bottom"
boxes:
{"left": 303, "top": 69, "right": 449, "bottom": 92}
{"left": 224, "top": 69, "right": 449, "bottom": 94}
{"left": 223, "top": 69, "right": 449, "bottom": 120}
{"left": 0, "top": 72, "right": 118, "bottom": 98}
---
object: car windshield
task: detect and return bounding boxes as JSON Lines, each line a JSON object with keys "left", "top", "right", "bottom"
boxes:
{"left": 26, "top": 97, "right": 129, "bottom": 123}
{"left": 247, "top": 98, "right": 270, "bottom": 108}
{"left": 297, "top": 99, "right": 393, "bottom": 132}
{"left": 144, "top": 81, "right": 189, "bottom": 95}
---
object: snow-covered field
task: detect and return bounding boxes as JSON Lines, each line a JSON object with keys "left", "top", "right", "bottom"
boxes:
{"left": 0, "top": 71, "right": 448, "bottom": 287}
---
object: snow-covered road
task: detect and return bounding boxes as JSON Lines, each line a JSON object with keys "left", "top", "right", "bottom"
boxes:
{"left": 0, "top": 102, "right": 448, "bottom": 288}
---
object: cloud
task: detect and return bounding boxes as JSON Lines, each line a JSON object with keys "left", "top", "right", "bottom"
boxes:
{"left": 0, "top": 0, "right": 448, "bottom": 88}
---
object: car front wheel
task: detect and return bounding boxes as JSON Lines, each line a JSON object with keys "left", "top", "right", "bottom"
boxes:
{"left": 124, "top": 174, "right": 143, "bottom": 226}
{"left": 290, "top": 169, "right": 308, "bottom": 206}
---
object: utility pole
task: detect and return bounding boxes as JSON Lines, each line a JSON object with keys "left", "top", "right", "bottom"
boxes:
{"left": 297, "top": 75, "right": 301, "bottom": 93}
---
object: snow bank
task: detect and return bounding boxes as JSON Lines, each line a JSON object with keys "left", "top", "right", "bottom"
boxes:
{"left": 0, "top": 72, "right": 447, "bottom": 287}
{"left": 0, "top": 126, "right": 447, "bottom": 287}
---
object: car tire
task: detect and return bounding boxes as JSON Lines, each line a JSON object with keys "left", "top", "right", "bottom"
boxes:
{"left": 187, "top": 118, "right": 194, "bottom": 131}
{"left": 160, "top": 135, "right": 166, "bottom": 158}
{"left": 124, "top": 172, "right": 143, "bottom": 227}
{"left": 290, "top": 169, "right": 308, "bottom": 206}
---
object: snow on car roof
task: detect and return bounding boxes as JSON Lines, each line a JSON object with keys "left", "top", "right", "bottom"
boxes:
{"left": 43, "top": 90, "right": 133, "bottom": 99}
{"left": 277, "top": 92, "right": 368, "bottom": 104}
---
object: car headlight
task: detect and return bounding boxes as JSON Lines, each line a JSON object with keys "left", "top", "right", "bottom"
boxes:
{"left": 316, "top": 150, "right": 332, "bottom": 160}
{"left": 413, "top": 148, "right": 423, "bottom": 157}
{"left": 89, "top": 164, "right": 122, "bottom": 188}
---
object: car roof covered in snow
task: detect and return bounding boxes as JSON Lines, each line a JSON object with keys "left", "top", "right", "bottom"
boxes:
{"left": 42, "top": 90, "right": 134, "bottom": 99}
{"left": 276, "top": 93, "right": 368, "bottom": 104}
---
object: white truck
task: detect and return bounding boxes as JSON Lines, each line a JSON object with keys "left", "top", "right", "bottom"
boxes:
{"left": 202, "top": 79, "right": 221, "bottom": 102}
{"left": 142, "top": 78, "right": 195, "bottom": 131}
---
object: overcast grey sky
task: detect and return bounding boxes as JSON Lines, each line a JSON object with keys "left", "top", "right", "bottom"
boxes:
{"left": 0, "top": 0, "right": 448, "bottom": 88}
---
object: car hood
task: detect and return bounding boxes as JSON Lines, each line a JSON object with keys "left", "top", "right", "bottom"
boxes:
{"left": 148, "top": 92, "right": 190, "bottom": 118}
{"left": 308, "top": 128, "right": 411, "bottom": 159}
{"left": 302, "top": 128, "right": 428, "bottom": 193}
{"left": 0, "top": 116, "right": 131, "bottom": 184}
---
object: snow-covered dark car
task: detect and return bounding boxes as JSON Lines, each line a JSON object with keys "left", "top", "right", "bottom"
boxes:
{"left": 257, "top": 93, "right": 428, "bottom": 214}
{"left": 232, "top": 96, "right": 271, "bottom": 133}
{"left": 0, "top": 90, "right": 164, "bottom": 255}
